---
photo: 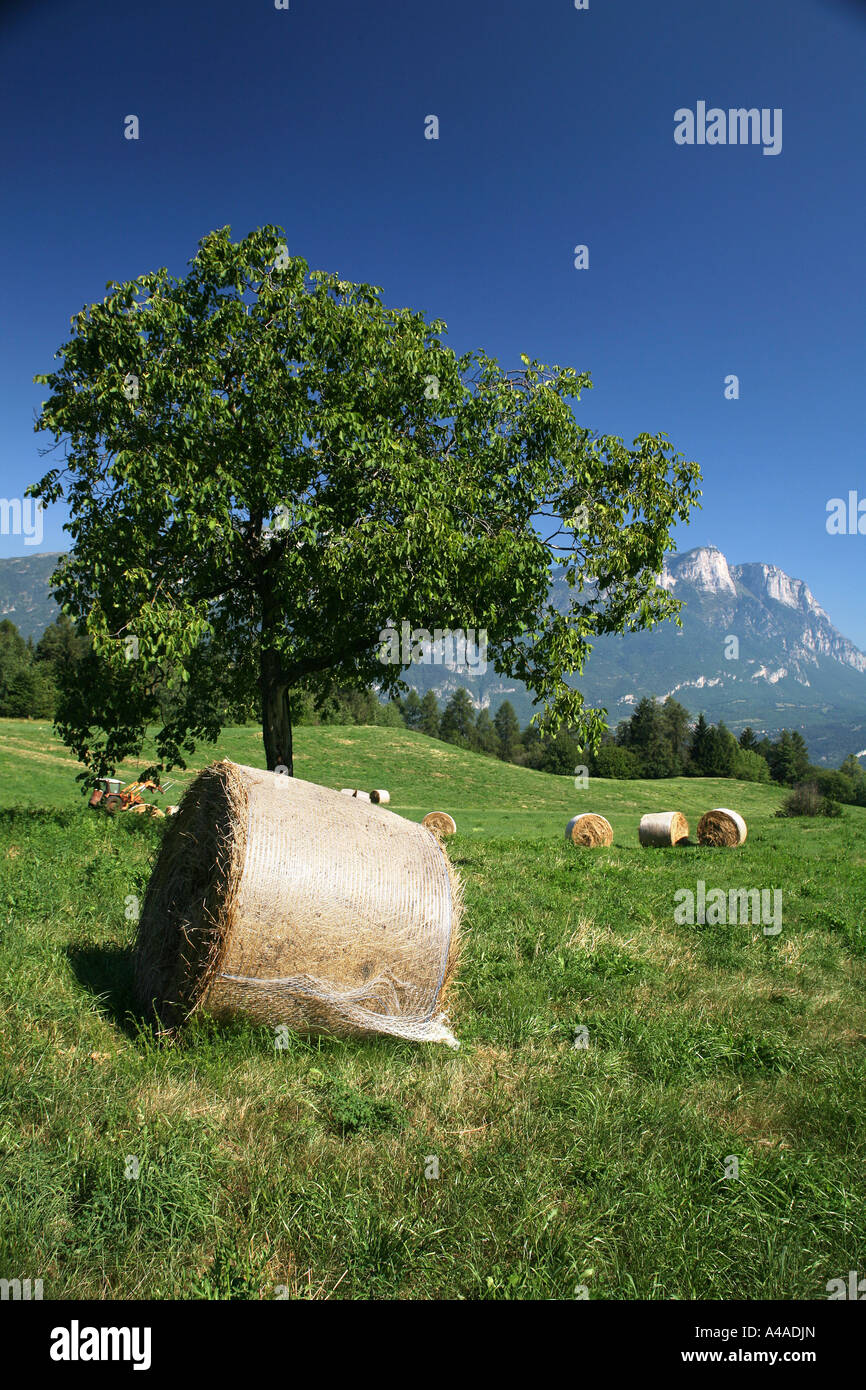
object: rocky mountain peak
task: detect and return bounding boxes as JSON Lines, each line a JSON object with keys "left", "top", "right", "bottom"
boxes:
{"left": 660, "top": 545, "right": 737, "bottom": 596}
{"left": 732, "top": 562, "right": 829, "bottom": 621}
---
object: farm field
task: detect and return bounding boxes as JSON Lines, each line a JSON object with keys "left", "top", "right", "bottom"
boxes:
{"left": 1, "top": 717, "right": 865, "bottom": 1299}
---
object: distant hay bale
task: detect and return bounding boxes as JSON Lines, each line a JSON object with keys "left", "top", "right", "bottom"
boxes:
{"left": 565, "top": 813, "right": 613, "bottom": 847}
{"left": 369, "top": 789, "right": 390, "bottom": 804}
{"left": 423, "top": 811, "right": 457, "bottom": 838}
{"left": 698, "top": 808, "right": 748, "bottom": 847}
{"left": 638, "top": 811, "right": 690, "bottom": 846}
{"left": 133, "top": 761, "right": 462, "bottom": 1045}
{"left": 339, "top": 788, "right": 355, "bottom": 796}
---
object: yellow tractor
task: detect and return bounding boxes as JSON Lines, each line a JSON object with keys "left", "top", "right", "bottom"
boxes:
{"left": 88, "top": 777, "right": 178, "bottom": 818}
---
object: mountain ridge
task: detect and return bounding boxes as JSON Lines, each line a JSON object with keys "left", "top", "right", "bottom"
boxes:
{"left": 1, "top": 546, "right": 864, "bottom": 764}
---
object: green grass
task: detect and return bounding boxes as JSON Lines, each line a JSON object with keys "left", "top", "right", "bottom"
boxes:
{"left": 1, "top": 717, "right": 865, "bottom": 1299}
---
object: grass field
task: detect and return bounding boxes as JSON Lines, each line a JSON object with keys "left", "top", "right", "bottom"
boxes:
{"left": 1, "top": 717, "right": 865, "bottom": 1299}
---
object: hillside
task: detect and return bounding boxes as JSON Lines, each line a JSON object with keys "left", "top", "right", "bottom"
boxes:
{"left": 0, "top": 718, "right": 786, "bottom": 837}
{"left": 1, "top": 716, "right": 865, "bottom": 1299}
{"left": 0, "top": 552, "right": 66, "bottom": 641}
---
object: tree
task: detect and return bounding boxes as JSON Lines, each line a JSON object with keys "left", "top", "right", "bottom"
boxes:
{"left": 439, "top": 688, "right": 478, "bottom": 749}
{"left": 786, "top": 731, "right": 811, "bottom": 784}
{"left": 703, "top": 721, "right": 737, "bottom": 778}
{"left": 589, "top": 740, "right": 640, "bottom": 779}
{"left": 733, "top": 747, "right": 771, "bottom": 783}
{"left": 618, "top": 696, "right": 677, "bottom": 778}
{"left": 493, "top": 700, "right": 522, "bottom": 761}
{"left": 660, "top": 697, "right": 691, "bottom": 772}
{"left": 767, "top": 729, "right": 810, "bottom": 785}
{"left": 739, "top": 726, "right": 759, "bottom": 753}
{"left": 541, "top": 726, "right": 581, "bottom": 776}
{"left": 417, "top": 691, "right": 440, "bottom": 738}
{"left": 474, "top": 707, "right": 500, "bottom": 757}
{"left": 400, "top": 688, "right": 423, "bottom": 731}
{"left": 688, "top": 713, "right": 711, "bottom": 776}
{"left": 30, "top": 224, "right": 700, "bottom": 782}
{"left": 521, "top": 721, "right": 545, "bottom": 770}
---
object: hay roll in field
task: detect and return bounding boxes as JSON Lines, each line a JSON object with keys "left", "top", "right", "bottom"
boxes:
{"left": 565, "top": 813, "right": 613, "bottom": 848}
{"left": 133, "top": 761, "right": 461, "bottom": 1045}
{"left": 423, "top": 811, "right": 457, "bottom": 838}
{"left": 638, "top": 811, "right": 689, "bottom": 846}
{"left": 369, "top": 789, "right": 390, "bottom": 804}
{"left": 697, "top": 808, "right": 748, "bottom": 847}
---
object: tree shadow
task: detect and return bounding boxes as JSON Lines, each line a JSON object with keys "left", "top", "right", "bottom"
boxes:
{"left": 66, "top": 942, "right": 157, "bottom": 1041}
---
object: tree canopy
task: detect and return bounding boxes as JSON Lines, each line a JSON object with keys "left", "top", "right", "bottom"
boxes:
{"left": 30, "top": 224, "right": 701, "bottom": 780}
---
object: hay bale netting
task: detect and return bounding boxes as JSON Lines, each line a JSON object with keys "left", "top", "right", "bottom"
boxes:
{"left": 133, "top": 761, "right": 462, "bottom": 1045}
{"left": 369, "top": 789, "right": 390, "bottom": 805}
{"left": 565, "top": 813, "right": 613, "bottom": 848}
{"left": 423, "top": 811, "right": 457, "bottom": 838}
{"left": 697, "top": 808, "right": 748, "bottom": 847}
{"left": 638, "top": 811, "right": 690, "bottom": 847}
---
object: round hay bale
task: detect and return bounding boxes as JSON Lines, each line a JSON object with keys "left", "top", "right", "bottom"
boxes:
{"left": 369, "top": 789, "right": 390, "bottom": 804}
{"left": 638, "top": 811, "right": 690, "bottom": 846}
{"left": 133, "top": 761, "right": 462, "bottom": 1045}
{"left": 339, "top": 788, "right": 355, "bottom": 796}
{"left": 697, "top": 808, "right": 747, "bottom": 847}
{"left": 353, "top": 789, "right": 371, "bottom": 802}
{"left": 565, "top": 813, "right": 613, "bottom": 848}
{"left": 423, "top": 811, "right": 457, "bottom": 838}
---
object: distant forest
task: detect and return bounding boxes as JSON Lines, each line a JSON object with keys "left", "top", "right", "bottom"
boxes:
{"left": 2, "top": 614, "right": 865, "bottom": 804}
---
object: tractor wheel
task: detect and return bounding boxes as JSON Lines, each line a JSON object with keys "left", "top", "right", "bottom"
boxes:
{"left": 103, "top": 794, "right": 122, "bottom": 814}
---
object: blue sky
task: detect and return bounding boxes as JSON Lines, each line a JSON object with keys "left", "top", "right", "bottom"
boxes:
{"left": 1, "top": 0, "right": 864, "bottom": 638}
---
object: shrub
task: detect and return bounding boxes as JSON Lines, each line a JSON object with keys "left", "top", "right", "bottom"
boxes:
{"left": 776, "top": 782, "right": 843, "bottom": 818}
{"left": 733, "top": 748, "right": 771, "bottom": 783}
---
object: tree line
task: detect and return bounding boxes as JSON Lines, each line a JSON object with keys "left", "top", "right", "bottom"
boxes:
{"left": 2, "top": 620, "right": 864, "bottom": 801}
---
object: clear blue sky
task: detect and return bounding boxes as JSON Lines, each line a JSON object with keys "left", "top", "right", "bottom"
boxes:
{"left": 1, "top": 0, "right": 864, "bottom": 639}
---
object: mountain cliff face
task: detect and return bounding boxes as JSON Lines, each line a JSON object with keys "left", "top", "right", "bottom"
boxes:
{"left": 1, "top": 546, "right": 864, "bottom": 764}
{"left": 0, "top": 553, "right": 65, "bottom": 642}
{"left": 399, "top": 545, "right": 866, "bottom": 765}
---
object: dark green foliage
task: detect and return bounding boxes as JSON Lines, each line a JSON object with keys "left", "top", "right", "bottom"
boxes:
{"left": 439, "top": 688, "right": 478, "bottom": 749}
{"left": 493, "top": 701, "right": 522, "bottom": 761}
{"left": 324, "top": 1081, "right": 404, "bottom": 1136}
{"left": 418, "top": 690, "right": 441, "bottom": 738}
{"left": 30, "top": 223, "right": 700, "bottom": 779}
{"left": 776, "top": 783, "right": 843, "bottom": 819}
{"left": 475, "top": 708, "right": 500, "bottom": 757}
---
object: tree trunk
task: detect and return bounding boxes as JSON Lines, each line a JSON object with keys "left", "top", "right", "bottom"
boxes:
{"left": 261, "top": 646, "right": 293, "bottom": 774}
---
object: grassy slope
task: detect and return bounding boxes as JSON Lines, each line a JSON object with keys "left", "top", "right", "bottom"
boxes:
{"left": 1, "top": 717, "right": 785, "bottom": 838}
{"left": 1, "top": 718, "right": 865, "bottom": 1299}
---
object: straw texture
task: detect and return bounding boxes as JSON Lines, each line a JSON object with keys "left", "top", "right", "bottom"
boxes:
{"left": 134, "top": 761, "right": 462, "bottom": 1045}
{"left": 565, "top": 813, "right": 613, "bottom": 847}
{"left": 423, "top": 811, "right": 457, "bottom": 838}
{"left": 697, "top": 808, "right": 748, "bottom": 847}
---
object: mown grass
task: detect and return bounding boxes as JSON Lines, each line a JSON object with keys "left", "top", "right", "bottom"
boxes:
{"left": 1, "top": 718, "right": 865, "bottom": 1299}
